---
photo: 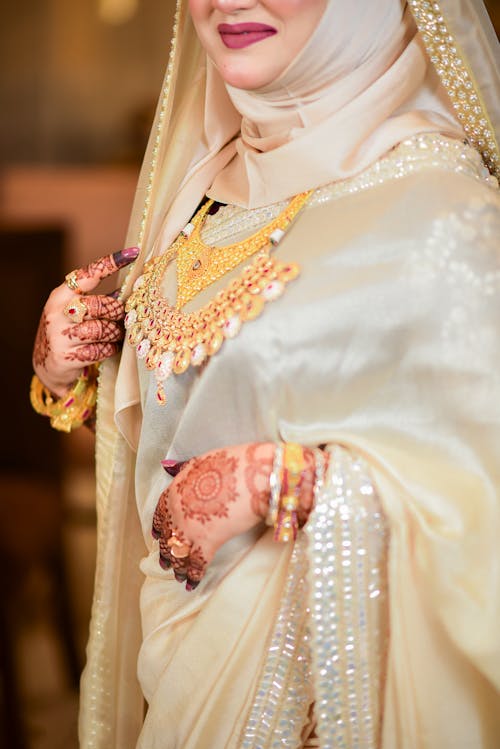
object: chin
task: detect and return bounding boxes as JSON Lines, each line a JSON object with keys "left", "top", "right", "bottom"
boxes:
{"left": 218, "top": 65, "right": 273, "bottom": 91}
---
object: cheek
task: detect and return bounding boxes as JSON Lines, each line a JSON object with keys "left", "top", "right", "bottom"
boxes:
{"left": 266, "top": 0, "right": 325, "bottom": 17}
{"left": 188, "top": 0, "right": 207, "bottom": 24}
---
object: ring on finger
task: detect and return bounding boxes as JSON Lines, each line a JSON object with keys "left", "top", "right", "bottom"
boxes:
{"left": 167, "top": 531, "right": 192, "bottom": 559}
{"left": 63, "top": 297, "right": 88, "bottom": 324}
{"left": 65, "top": 270, "right": 83, "bottom": 294}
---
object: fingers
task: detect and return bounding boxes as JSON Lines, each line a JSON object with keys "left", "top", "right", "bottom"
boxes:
{"left": 64, "top": 342, "right": 121, "bottom": 364}
{"left": 62, "top": 319, "right": 124, "bottom": 344}
{"left": 65, "top": 247, "right": 139, "bottom": 295}
{"left": 83, "top": 295, "right": 125, "bottom": 321}
{"left": 153, "top": 494, "right": 208, "bottom": 591}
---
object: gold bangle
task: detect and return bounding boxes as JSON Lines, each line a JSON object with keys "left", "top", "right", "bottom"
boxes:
{"left": 30, "top": 364, "right": 99, "bottom": 433}
{"left": 273, "top": 442, "right": 306, "bottom": 543}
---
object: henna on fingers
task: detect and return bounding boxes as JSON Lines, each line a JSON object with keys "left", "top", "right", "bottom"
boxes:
{"left": 84, "top": 295, "right": 125, "bottom": 321}
{"left": 62, "top": 319, "right": 124, "bottom": 344}
{"left": 76, "top": 247, "right": 139, "bottom": 283}
{"left": 152, "top": 490, "right": 170, "bottom": 539}
{"left": 33, "top": 310, "right": 51, "bottom": 369}
{"left": 65, "top": 342, "right": 120, "bottom": 363}
{"left": 244, "top": 443, "right": 273, "bottom": 518}
{"left": 178, "top": 451, "right": 238, "bottom": 523}
{"left": 186, "top": 546, "right": 207, "bottom": 583}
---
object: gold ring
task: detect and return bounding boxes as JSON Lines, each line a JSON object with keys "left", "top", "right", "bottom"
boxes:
{"left": 63, "top": 297, "right": 88, "bottom": 324}
{"left": 65, "top": 270, "right": 83, "bottom": 294}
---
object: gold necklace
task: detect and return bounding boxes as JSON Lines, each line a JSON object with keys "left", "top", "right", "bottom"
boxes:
{"left": 176, "top": 192, "right": 312, "bottom": 308}
{"left": 125, "top": 190, "right": 312, "bottom": 405}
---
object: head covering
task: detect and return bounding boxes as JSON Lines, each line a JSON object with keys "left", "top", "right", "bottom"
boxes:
{"left": 120, "top": 0, "right": 499, "bottom": 280}
{"left": 208, "top": 2, "right": 464, "bottom": 206}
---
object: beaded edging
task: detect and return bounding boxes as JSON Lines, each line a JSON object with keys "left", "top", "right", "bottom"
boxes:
{"left": 304, "top": 447, "right": 389, "bottom": 749}
{"left": 409, "top": 0, "right": 500, "bottom": 179}
{"left": 239, "top": 534, "right": 313, "bottom": 748}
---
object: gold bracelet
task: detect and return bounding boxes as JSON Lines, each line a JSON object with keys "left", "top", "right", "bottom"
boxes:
{"left": 274, "top": 442, "right": 306, "bottom": 543}
{"left": 30, "top": 364, "right": 99, "bottom": 433}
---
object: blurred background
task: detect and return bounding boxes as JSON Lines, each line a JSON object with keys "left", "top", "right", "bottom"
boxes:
{"left": 0, "top": 2, "right": 174, "bottom": 747}
{"left": 0, "top": 2, "right": 499, "bottom": 748}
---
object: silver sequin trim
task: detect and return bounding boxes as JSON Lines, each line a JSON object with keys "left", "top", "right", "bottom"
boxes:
{"left": 202, "top": 134, "right": 497, "bottom": 248}
{"left": 304, "top": 446, "right": 389, "bottom": 749}
{"left": 239, "top": 533, "right": 313, "bottom": 749}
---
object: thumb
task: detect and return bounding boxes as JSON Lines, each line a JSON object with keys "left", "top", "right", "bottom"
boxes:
{"left": 65, "top": 247, "right": 140, "bottom": 294}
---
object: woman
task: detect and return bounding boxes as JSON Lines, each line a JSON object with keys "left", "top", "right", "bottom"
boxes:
{"left": 31, "top": 1, "right": 500, "bottom": 747}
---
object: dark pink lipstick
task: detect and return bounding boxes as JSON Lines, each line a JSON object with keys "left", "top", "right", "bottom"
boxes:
{"left": 218, "top": 22, "right": 277, "bottom": 50}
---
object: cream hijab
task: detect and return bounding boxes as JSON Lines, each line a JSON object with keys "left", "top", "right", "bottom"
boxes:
{"left": 209, "top": 1, "right": 464, "bottom": 206}
{"left": 119, "top": 0, "right": 500, "bottom": 274}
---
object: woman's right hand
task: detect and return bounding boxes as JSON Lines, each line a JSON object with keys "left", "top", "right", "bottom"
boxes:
{"left": 32, "top": 247, "right": 139, "bottom": 397}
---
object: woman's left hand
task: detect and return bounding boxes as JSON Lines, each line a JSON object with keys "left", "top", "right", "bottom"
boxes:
{"left": 152, "top": 442, "right": 315, "bottom": 590}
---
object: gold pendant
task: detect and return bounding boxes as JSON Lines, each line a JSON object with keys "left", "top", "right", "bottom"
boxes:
{"left": 124, "top": 190, "right": 312, "bottom": 405}
{"left": 175, "top": 191, "right": 311, "bottom": 308}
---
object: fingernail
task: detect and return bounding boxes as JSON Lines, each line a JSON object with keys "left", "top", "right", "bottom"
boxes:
{"left": 186, "top": 580, "right": 199, "bottom": 592}
{"left": 113, "top": 246, "right": 140, "bottom": 268}
{"left": 151, "top": 525, "right": 161, "bottom": 539}
{"left": 161, "top": 459, "right": 187, "bottom": 477}
{"left": 108, "top": 288, "right": 121, "bottom": 299}
{"left": 174, "top": 571, "right": 187, "bottom": 583}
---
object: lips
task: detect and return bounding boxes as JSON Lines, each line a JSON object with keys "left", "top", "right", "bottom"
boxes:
{"left": 218, "top": 22, "right": 277, "bottom": 50}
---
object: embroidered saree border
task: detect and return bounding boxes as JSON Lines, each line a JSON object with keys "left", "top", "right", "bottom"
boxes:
{"left": 239, "top": 533, "right": 313, "bottom": 749}
{"left": 240, "top": 447, "right": 389, "bottom": 749}
{"left": 409, "top": 0, "right": 500, "bottom": 179}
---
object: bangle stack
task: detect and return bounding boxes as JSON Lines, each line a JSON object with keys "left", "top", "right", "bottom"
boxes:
{"left": 267, "top": 442, "right": 306, "bottom": 543}
{"left": 267, "top": 443, "right": 327, "bottom": 542}
{"left": 30, "top": 364, "right": 99, "bottom": 433}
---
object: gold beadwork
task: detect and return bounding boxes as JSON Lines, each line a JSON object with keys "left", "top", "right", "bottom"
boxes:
{"left": 409, "top": 0, "right": 500, "bottom": 179}
{"left": 176, "top": 192, "right": 311, "bottom": 308}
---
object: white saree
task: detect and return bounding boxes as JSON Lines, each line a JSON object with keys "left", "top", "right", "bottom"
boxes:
{"left": 78, "top": 2, "right": 500, "bottom": 748}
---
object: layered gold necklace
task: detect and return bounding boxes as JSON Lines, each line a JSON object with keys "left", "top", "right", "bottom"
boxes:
{"left": 125, "top": 190, "right": 312, "bottom": 405}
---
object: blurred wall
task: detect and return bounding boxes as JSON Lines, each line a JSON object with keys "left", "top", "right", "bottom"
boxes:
{"left": 0, "top": 0, "right": 175, "bottom": 165}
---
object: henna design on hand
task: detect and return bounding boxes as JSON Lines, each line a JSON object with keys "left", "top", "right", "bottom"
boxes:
{"left": 65, "top": 342, "right": 120, "bottom": 363}
{"left": 152, "top": 489, "right": 169, "bottom": 540}
{"left": 76, "top": 255, "right": 116, "bottom": 283}
{"left": 33, "top": 310, "right": 51, "bottom": 369}
{"left": 178, "top": 451, "right": 238, "bottom": 524}
{"left": 244, "top": 443, "right": 273, "bottom": 518}
{"left": 186, "top": 546, "right": 208, "bottom": 583}
{"left": 75, "top": 247, "right": 139, "bottom": 284}
{"left": 84, "top": 295, "right": 125, "bottom": 321}
{"left": 62, "top": 320, "right": 124, "bottom": 344}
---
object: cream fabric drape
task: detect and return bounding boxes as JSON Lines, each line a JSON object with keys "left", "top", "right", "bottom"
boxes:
{"left": 130, "top": 149, "right": 500, "bottom": 748}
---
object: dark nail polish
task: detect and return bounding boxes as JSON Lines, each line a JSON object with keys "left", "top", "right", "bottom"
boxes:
{"left": 151, "top": 525, "right": 161, "bottom": 539}
{"left": 174, "top": 571, "right": 187, "bottom": 583}
{"left": 161, "top": 459, "right": 188, "bottom": 477}
{"left": 186, "top": 580, "right": 199, "bottom": 592}
{"left": 113, "top": 246, "right": 140, "bottom": 268}
{"left": 108, "top": 288, "right": 121, "bottom": 299}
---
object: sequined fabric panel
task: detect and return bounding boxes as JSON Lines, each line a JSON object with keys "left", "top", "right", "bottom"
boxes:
{"left": 240, "top": 533, "right": 313, "bottom": 749}
{"left": 241, "top": 447, "right": 389, "bottom": 749}
{"left": 304, "top": 447, "right": 389, "bottom": 749}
